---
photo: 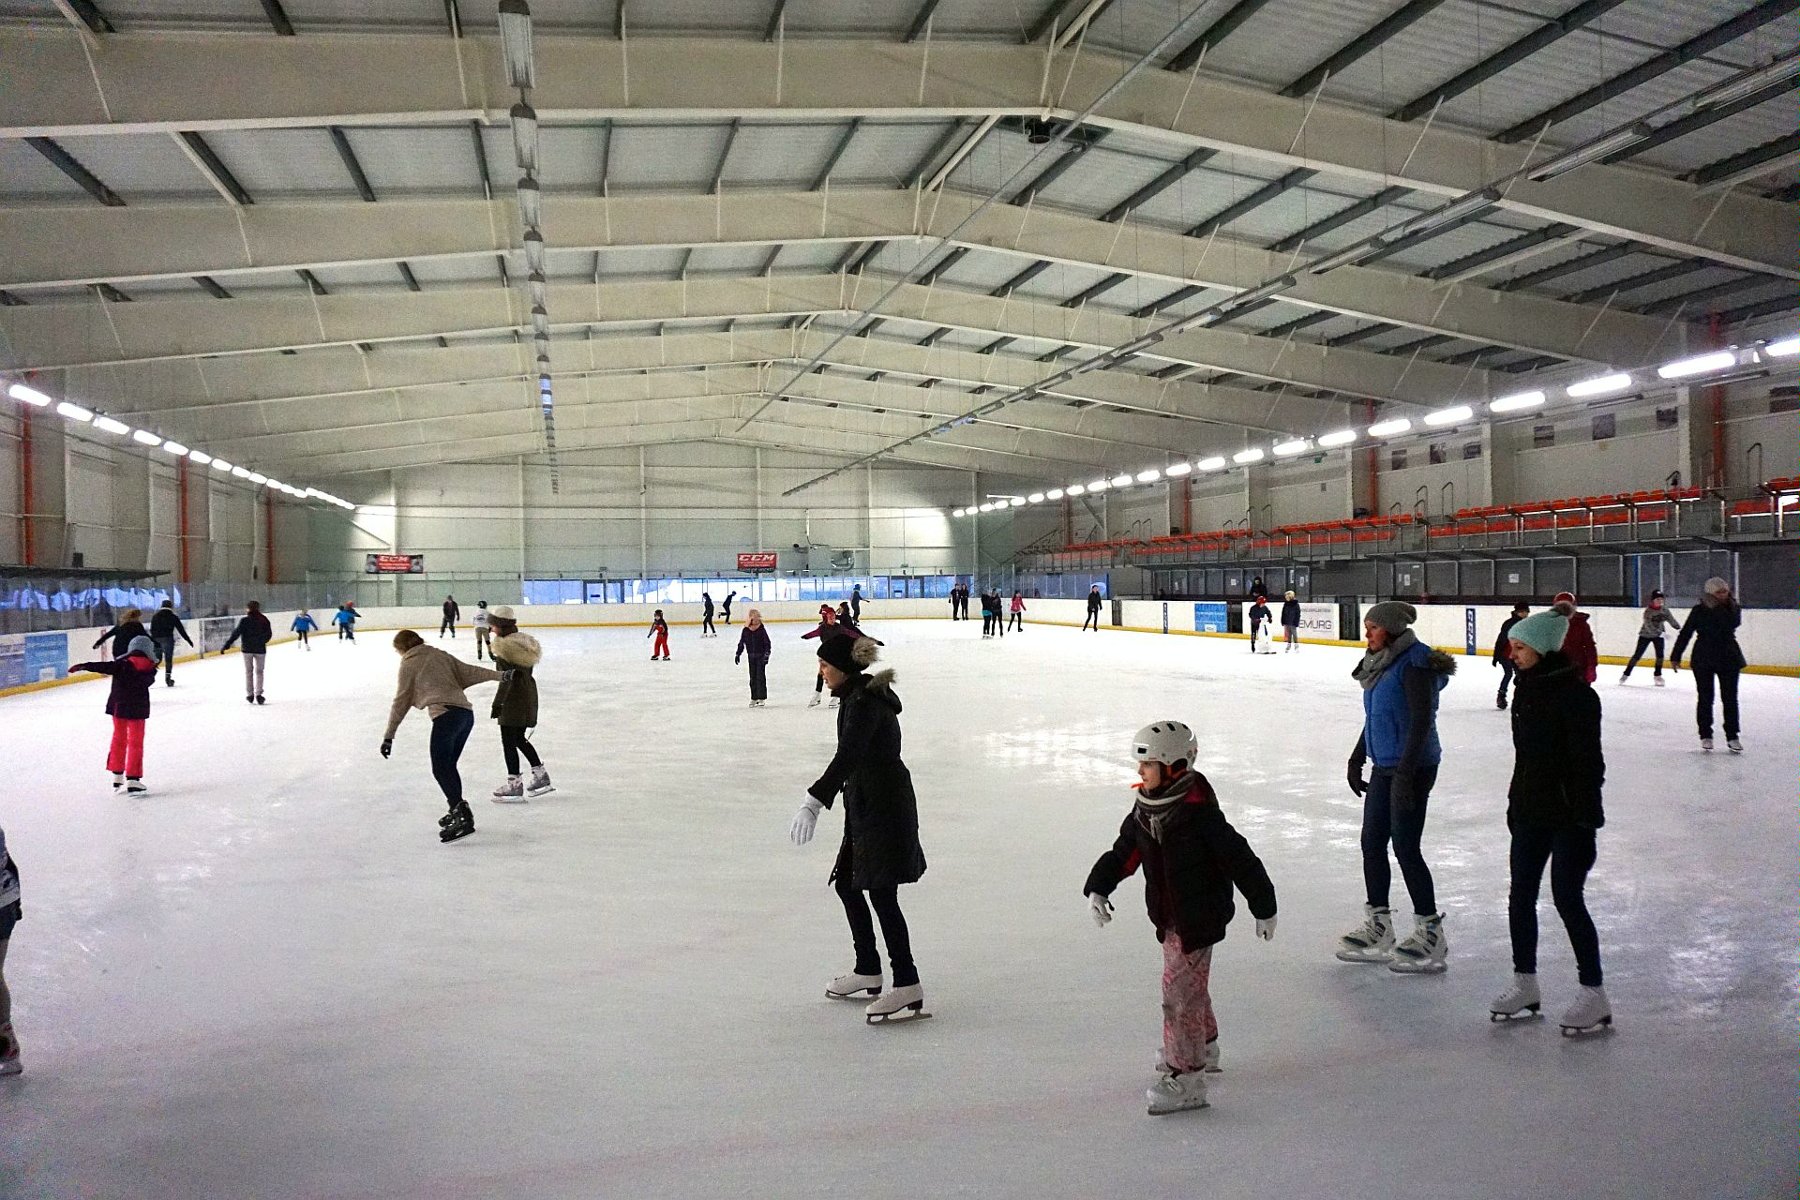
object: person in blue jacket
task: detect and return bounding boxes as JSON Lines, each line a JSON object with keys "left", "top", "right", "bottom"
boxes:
{"left": 1336, "top": 601, "right": 1457, "bottom": 974}
{"left": 332, "top": 604, "right": 358, "bottom": 642}
{"left": 291, "top": 609, "right": 319, "bottom": 650}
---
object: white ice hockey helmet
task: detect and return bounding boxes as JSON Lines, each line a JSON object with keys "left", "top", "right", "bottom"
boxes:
{"left": 1132, "top": 721, "right": 1197, "bottom": 770}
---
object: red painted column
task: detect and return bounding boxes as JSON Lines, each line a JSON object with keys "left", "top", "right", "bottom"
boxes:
{"left": 176, "top": 456, "right": 192, "bottom": 585}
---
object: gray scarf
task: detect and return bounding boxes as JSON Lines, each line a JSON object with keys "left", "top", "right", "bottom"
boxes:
{"left": 1352, "top": 628, "right": 1417, "bottom": 691}
{"left": 1133, "top": 773, "right": 1191, "bottom": 843}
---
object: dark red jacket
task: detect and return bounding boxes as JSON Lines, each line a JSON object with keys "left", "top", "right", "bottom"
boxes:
{"left": 1562, "top": 612, "right": 1598, "bottom": 683}
{"left": 72, "top": 653, "right": 158, "bottom": 720}
{"left": 1084, "top": 773, "right": 1277, "bottom": 954}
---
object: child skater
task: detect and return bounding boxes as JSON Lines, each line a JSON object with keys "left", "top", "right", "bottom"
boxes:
{"left": 332, "top": 604, "right": 357, "bottom": 642}
{"left": 1007, "top": 590, "right": 1027, "bottom": 633}
{"left": 802, "top": 604, "right": 839, "bottom": 707}
{"left": 647, "top": 609, "right": 671, "bottom": 660}
{"left": 735, "top": 608, "right": 772, "bottom": 706}
{"left": 487, "top": 605, "right": 552, "bottom": 802}
{"left": 1083, "top": 720, "right": 1277, "bottom": 1116}
{"left": 71, "top": 634, "right": 160, "bottom": 794}
{"left": 0, "top": 820, "right": 19, "bottom": 1076}
{"left": 291, "top": 609, "right": 318, "bottom": 651}
{"left": 472, "top": 600, "right": 492, "bottom": 661}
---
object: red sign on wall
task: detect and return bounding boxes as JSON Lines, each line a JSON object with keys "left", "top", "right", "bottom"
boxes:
{"left": 365, "top": 553, "right": 426, "bottom": 574}
{"left": 737, "top": 552, "right": 778, "bottom": 571}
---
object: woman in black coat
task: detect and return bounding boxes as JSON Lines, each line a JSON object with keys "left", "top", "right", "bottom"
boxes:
{"left": 789, "top": 633, "right": 929, "bottom": 1024}
{"left": 93, "top": 608, "right": 148, "bottom": 659}
{"left": 1670, "top": 577, "right": 1746, "bottom": 752}
{"left": 1487, "top": 610, "right": 1610, "bottom": 1035}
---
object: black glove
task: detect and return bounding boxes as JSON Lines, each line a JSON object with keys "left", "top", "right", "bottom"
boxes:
{"left": 1390, "top": 769, "right": 1417, "bottom": 813}
{"left": 1346, "top": 757, "right": 1367, "bottom": 797}
{"left": 379, "top": 739, "right": 393, "bottom": 759}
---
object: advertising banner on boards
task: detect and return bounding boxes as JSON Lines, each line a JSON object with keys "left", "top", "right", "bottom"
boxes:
{"left": 1193, "top": 602, "right": 1229, "bottom": 633}
{"left": 1242, "top": 601, "right": 1338, "bottom": 639}
{"left": 365, "top": 553, "right": 426, "bottom": 574}
{"left": 736, "top": 552, "right": 778, "bottom": 571}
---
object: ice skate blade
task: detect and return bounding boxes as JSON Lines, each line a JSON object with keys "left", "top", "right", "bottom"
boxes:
{"left": 1489, "top": 1006, "right": 1542, "bottom": 1022}
{"left": 439, "top": 826, "right": 476, "bottom": 844}
{"left": 826, "top": 987, "right": 882, "bottom": 1001}
{"left": 1389, "top": 960, "right": 1448, "bottom": 975}
{"left": 1147, "top": 1098, "right": 1209, "bottom": 1116}
{"left": 489, "top": 796, "right": 529, "bottom": 805}
{"left": 865, "top": 1005, "right": 932, "bottom": 1025}
{"left": 526, "top": 785, "right": 556, "bottom": 797}
{"left": 1560, "top": 1017, "right": 1613, "bottom": 1037}
{"left": 1335, "top": 948, "right": 1394, "bottom": 964}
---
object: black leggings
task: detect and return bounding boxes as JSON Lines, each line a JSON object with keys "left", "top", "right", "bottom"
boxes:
{"left": 429, "top": 707, "right": 475, "bottom": 809}
{"left": 1496, "top": 658, "right": 1516, "bottom": 700}
{"left": 500, "top": 725, "right": 542, "bottom": 775}
{"left": 1692, "top": 666, "right": 1740, "bottom": 738}
{"left": 1622, "top": 636, "right": 1665, "bottom": 676}
{"left": 296, "top": 629, "right": 309, "bottom": 647}
{"left": 1006, "top": 612, "right": 1024, "bottom": 631}
{"left": 1083, "top": 609, "right": 1100, "bottom": 630}
{"left": 836, "top": 870, "right": 918, "bottom": 987}
{"left": 1360, "top": 764, "right": 1438, "bottom": 915}
{"left": 1509, "top": 825, "right": 1601, "bottom": 986}
{"left": 747, "top": 655, "right": 768, "bottom": 700}
{"left": 703, "top": 614, "right": 715, "bottom": 634}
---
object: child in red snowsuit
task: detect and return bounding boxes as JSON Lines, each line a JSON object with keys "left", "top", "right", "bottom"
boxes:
{"left": 1553, "top": 592, "right": 1597, "bottom": 683}
{"left": 71, "top": 634, "right": 160, "bottom": 794}
{"left": 647, "top": 610, "right": 670, "bottom": 660}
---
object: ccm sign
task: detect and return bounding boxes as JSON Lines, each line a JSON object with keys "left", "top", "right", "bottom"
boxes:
{"left": 365, "top": 553, "right": 426, "bottom": 574}
{"left": 737, "top": 552, "right": 778, "bottom": 570}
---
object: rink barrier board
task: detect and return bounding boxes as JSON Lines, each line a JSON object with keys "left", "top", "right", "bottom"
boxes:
{"left": 0, "top": 612, "right": 306, "bottom": 700}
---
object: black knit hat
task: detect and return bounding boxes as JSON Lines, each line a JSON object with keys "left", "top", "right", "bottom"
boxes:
{"left": 817, "top": 632, "right": 878, "bottom": 674}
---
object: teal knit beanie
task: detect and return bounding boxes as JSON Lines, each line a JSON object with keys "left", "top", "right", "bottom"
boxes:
{"left": 1508, "top": 610, "right": 1568, "bottom": 656}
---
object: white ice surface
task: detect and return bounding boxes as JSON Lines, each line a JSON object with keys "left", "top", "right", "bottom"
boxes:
{"left": 0, "top": 622, "right": 1794, "bottom": 1200}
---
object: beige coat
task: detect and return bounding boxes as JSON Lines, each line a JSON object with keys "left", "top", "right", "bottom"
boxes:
{"left": 385, "top": 644, "right": 503, "bottom": 739}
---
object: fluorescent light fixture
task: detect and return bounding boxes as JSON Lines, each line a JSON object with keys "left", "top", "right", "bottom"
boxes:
{"left": 978, "top": 503, "right": 994, "bottom": 513}
{"left": 132, "top": 429, "right": 162, "bottom": 447}
{"left": 1196, "top": 456, "right": 1226, "bottom": 471}
{"left": 1109, "top": 474, "right": 1133, "bottom": 488}
{"left": 1135, "top": 469, "right": 1161, "bottom": 483}
{"left": 1046, "top": 488, "right": 1065, "bottom": 500}
{"left": 1164, "top": 462, "right": 1192, "bottom": 477}
{"left": 1317, "top": 429, "right": 1357, "bottom": 447}
{"left": 1027, "top": 492, "right": 1045, "bottom": 503}
{"left": 951, "top": 508, "right": 965, "bottom": 517}
{"left": 1423, "top": 404, "right": 1473, "bottom": 427}
{"left": 232, "top": 465, "right": 251, "bottom": 478}
{"left": 523, "top": 229, "right": 546, "bottom": 274}
{"left": 1305, "top": 243, "right": 1382, "bottom": 275}
{"left": 1087, "top": 479, "right": 1110, "bottom": 492}
{"left": 510, "top": 101, "right": 539, "bottom": 172}
{"left": 1387, "top": 189, "right": 1498, "bottom": 241}
{"left": 1232, "top": 448, "right": 1264, "bottom": 464}
{"left": 6, "top": 383, "right": 51, "bottom": 407}
{"left": 1762, "top": 336, "right": 1798, "bottom": 358}
{"left": 162, "top": 441, "right": 189, "bottom": 456}
{"left": 1272, "top": 439, "right": 1310, "bottom": 456}
{"left": 1566, "top": 373, "right": 1633, "bottom": 398}
{"left": 1009, "top": 498, "right": 1025, "bottom": 508}
{"left": 517, "top": 176, "right": 542, "bottom": 231}
{"left": 1490, "top": 390, "right": 1546, "bottom": 413}
{"left": 528, "top": 270, "right": 547, "bottom": 310}
{"left": 93, "top": 415, "right": 129, "bottom": 435}
{"left": 1226, "top": 276, "right": 1297, "bottom": 310}
{"left": 1696, "top": 54, "right": 1800, "bottom": 111}
{"left": 57, "top": 401, "right": 93, "bottom": 422}
{"left": 188, "top": 450, "right": 213, "bottom": 465}
{"left": 1657, "top": 350, "right": 1737, "bottom": 380}
{"left": 497, "top": 0, "right": 535, "bottom": 89}
{"left": 1066, "top": 484, "right": 1086, "bottom": 496}
{"left": 211, "top": 458, "right": 233, "bottom": 472}
{"left": 248, "top": 471, "right": 268, "bottom": 484}
{"left": 1526, "top": 124, "right": 1649, "bottom": 182}
{"left": 1368, "top": 418, "right": 1412, "bottom": 437}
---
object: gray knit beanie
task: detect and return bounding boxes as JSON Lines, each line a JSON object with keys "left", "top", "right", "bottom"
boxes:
{"left": 1364, "top": 601, "right": 1417, "bottom": 635}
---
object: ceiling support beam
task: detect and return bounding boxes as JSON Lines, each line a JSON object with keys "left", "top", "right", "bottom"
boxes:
{"left": 328, "top": 126, "right": 377, "bottom": 202}
{"left": 1687, "top": 132, "right": 1800, "bottom": 190}
{"left": 257, "top": 0, "right": 294, "bottom": 36}
{"left": 1166, "top": 0, "right": 1277, "bottom": 73}
{"left": 1281, "top": 0, "right": 1446, "bottom": 99}
{"left": 174, "top": 131, "right": 254, "bottom": 205}
{"left": 1389, "top": 0, "right": 1628, "bottom": 122}
{"left": 26, "top": 136, "right": 124, "bottom": 206}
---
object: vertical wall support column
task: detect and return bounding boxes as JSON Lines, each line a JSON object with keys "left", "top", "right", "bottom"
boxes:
{"left": 176, "top": 456, "right": 191, "bottom": 585}
{"left": 1364, "top": 399, "right": 1379, "bottom": 516}
{"left": 638, "top": 445, "right": 648, "bottom": 578}
{"left": 754, "top": 448, "right": 764, "bottom": 552}
{"left": 866, "top": 461, "right": 875, "bottom": 573}
{"left": 18, "top": 404, "right": 34, "bottom": 566}
{"left": 517, "top": 456, "right": 527, "bottom": 583}
{"left": 264, "top": 489, "right": 276, "bottom": 585}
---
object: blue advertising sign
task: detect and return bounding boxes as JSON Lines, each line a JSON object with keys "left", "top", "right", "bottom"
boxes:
{"left": 1193, "top": 602, "right": 1228, "bottom": 633}
{"left": 0, "top": 635, "right": 22, "bottom": 691}
{"left": 1465, "top": 607, "right": 1478, "bottom": 656}
{"left": 24, "top": 631, "right": 67, "bottom": 684}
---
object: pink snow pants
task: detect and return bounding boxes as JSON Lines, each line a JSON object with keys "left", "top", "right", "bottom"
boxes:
{"left": 107, "top": 717, "right": 146, "bottom": 778}
{"left": 1161, "top": 937, "right": 1218, "bottom": 1074}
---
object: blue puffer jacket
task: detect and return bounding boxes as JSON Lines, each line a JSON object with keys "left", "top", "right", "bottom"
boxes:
{"left": 1361, "top": 638, "right": 1457, "bottom": 767}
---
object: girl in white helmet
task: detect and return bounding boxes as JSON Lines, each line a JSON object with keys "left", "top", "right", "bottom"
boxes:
{"left": 1083, "top": 721, "right": 1278, "bottom": 1116}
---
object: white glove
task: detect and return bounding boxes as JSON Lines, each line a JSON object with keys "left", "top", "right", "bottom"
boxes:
{"left": 1088, "top": 893, "right": 1113, "bottom": 928}
{"left": 1255, "top": 916, "right": 1277, "bottom": 941}
{"left": 790, "top": 797, "right": 823, "bottom": 846}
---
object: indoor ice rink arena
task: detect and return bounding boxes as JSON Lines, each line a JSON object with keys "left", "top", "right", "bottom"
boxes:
{"left": 0, "top": 1, "right": 1797, "bottom": 1197}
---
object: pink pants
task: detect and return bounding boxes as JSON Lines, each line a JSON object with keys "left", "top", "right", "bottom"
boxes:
{"left": 1161, "top": 937, "right": 1218, "bottom": 1074}
{"left": 107, "top": 717, "right": 146, "bottom": 778}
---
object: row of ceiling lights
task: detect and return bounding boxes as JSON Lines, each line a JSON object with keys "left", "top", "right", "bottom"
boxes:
{"left": 501, "top": 0, "right": 559, "bottom": 487}
{"left": 951, "top": 335, "right": 1797, "bottom": 517}
{"left": 4, "top": 382, "right": 354, "bottom": 509}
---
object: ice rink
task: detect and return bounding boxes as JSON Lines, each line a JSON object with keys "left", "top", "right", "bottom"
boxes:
{"left": 0, "top": 617, "right": 1793, "bottom": 1200}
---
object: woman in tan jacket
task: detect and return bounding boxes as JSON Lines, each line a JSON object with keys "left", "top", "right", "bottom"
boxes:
{"left": 380, "top": 630, "right": 503, "bottom": 843}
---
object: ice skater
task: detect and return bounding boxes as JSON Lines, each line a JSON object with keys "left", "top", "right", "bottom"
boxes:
{"left": 333, "top": 604, "right": 358, "bottom": 642}
{"left": 1083, "top": 584, "right": 1103, "bottom": 632}
{"left": 473, "top": 601, "right": 492, "bottom": 660}
{"left": 0, "top": 821, "right": 19, "bottom": 1076}
{"left": 647, "top": 609, "right": 671, "bottom": 660}
{"left": 1247, "top": 596, "right": 1273, "bottom": 653}
{"left": 1279, "top": 591, "right": 1300, "bottom": 652}
{"left": 149, "top": 599, "right": 194, "bottom": 685}
{"left": 1488, "top": 609, "right": 1611, "bottom": 1036}
{"left": 850, "top": 583, "right": 865, "bottom": 623}
{"left": 487, "top": 606, "right": 552, "bottom": 802}
{"left": 70, "top": 634, "right": 159, "bottom": 794}
{"left": 789, "top": 633, "right": 930, "bottom": 1025}
{"left": 1551, "top": 592, "right": 1597, "bottom": 683}
{"left": 722, "top": 591, "right": 736, "bottom": 626}
{"left": 439, "top": 595, "right": 460, "bottom": 639}
{"left": 92, "top": 607, "right": 148, "bottom": 660}
{"left": 1670, "top": 577, "right": 1745, "bottom": 752}
{"left": 1338, "top": 602, "right": 1455, "bottom": 973}
{"left": 802, "top": 604, "right": 839, "bottom": 705}
{"left": 1006, "top": 590, "right": 1027, "bottom": 633}
{"left": 1084, "top": 721, "right": 1277, "bottom": 1115}
{"left": 223, "top": 601, "right": 273, "bottom": 705}
{"left": 1492, "top": 602, "right": 1529, "bottom": 710}
{"left": 701, "top": 592, "right": 717, "bottom": 638}
{"left": 1620, "top": 590, "right": 1680, "bottom": 686}
{"left": 735, "top": 608, "right": 772, "bottom": 706}
{"left": 292, "top": 609, "right": 318, "bottom": 650}
{"left": 380, "top": 630, "right": 504, "bottom": 843}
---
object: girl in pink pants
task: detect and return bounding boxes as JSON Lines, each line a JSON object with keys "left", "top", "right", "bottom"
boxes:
{"left": 72, "top": 634, "right": 160, "bottom": 795}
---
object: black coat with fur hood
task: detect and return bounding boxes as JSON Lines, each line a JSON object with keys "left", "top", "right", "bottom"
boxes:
{"left": 808, "top": 664, "right": 927, "bottom": 890}
{"left": 489, "top": 630, "right": 542, "bottom": 727}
